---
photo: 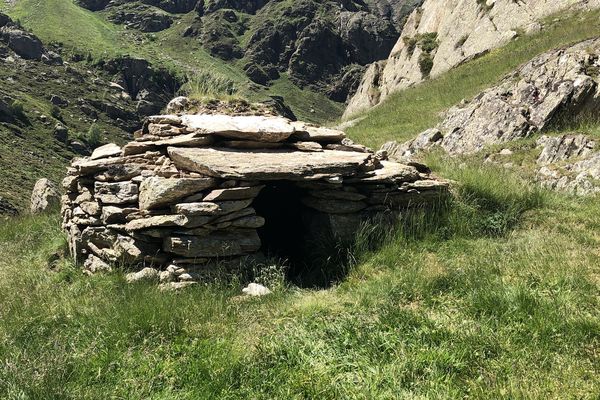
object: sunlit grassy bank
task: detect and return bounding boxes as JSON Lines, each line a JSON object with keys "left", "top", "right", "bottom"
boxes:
{"left": 0, "top": 152, "right": 598, "bottom": 398}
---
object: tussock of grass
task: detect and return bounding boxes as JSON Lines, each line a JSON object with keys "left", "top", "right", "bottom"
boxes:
{"left": 181, "top": 70, "right": 241, "bottom": 101}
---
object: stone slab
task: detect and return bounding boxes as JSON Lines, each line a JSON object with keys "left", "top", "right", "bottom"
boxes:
{"left": 139, "top": 176, "right": 218, "bottom": 210}
{"left": 203, "top": 186, "right": 264, "bottom": 202}
{"left": 180, "top": 114, "right": 295, "bottom": 142}
{"left": 122, "top": 133, "right": 214, "bottom": 156}
{"left": 164, "top": 230, "right": 261, "bottom": 258}
{"left": 168, "top": 147, "right": 371, "bottom": 181}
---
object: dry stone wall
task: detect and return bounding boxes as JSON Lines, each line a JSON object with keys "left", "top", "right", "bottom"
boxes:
{"left": 61, "top": 111, "right": 448, "bottom": 283}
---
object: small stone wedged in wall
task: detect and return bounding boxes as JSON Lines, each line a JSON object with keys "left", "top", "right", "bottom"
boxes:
{"left": 62, "top": 104, "right": 448, "bottom": 284}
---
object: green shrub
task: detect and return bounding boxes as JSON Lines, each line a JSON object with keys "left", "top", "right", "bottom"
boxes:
{"left": 9, "top": 100, "right": 25, "bottom": 117}
{"left": 418, "top": 52, "right": 434, "bottom": 77}
{"left": 417, "top": 32, "right": 438, "bottom": 53}
{"left": 50, "top": 105, "right": 62, "bottom": 120}
{"left": 84, "top": 123, "right": 102, "bottom": 148}
{"left": 403, "top": 36, "right": 418, "bottom": 57}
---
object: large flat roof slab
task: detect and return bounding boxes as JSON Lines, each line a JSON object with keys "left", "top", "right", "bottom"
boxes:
{"left": 168, "top": 147, "right": 372, "bottom": 181}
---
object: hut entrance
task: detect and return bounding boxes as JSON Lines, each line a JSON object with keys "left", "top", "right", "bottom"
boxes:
{"left": 253, "top": 181, "right": 309, "bottom": 275}
{"left": 253, "top": 181, "right": 353, "bottom": 288}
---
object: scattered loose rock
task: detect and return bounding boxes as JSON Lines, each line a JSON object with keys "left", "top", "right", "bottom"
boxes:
{"left": 125, "top": 267, "right": 160, "bottom": 283}
{"left": 242, "top": 282, "right": 272, "bottom": 297}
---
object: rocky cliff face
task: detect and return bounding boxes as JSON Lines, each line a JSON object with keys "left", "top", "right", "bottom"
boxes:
{"left": 345, "top": 0, "right": 600, "bottom": 117}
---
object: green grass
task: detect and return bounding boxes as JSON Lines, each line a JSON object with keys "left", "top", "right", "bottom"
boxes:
{"left": 346, "top": 8, "right": 600, "bottom": 149}
{"left": 1, "top": 153, "right": 598, "bottom": 398}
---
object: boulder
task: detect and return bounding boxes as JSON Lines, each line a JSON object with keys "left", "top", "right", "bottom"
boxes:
{"left": 242, "top": 282, "right": 272, "bottom": 296}
{"left": 166, "top": 96, "right": 189, "bottom": 114}
{"left": 83, "top": 254, "right": 112, "bottom": 274}
{"left": 1, "top": 27, "right": 44, "bottom": 60}
{"left": 125, "top": 267, "right": 160, "bottom": 283}
{"left": 31, "top": 178, "right": 60, "bottom": 214}
{"left": 53, "top": 123, "right": 69, "bottom": 143}
{"left": 50, "top": 95, "right": 69, "bottom": 108}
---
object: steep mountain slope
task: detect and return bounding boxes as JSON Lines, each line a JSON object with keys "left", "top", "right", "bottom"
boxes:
{"left": 346, "top": 8, "right": 600, "bottom": 148}
{"left": 0, "top": 12, "right": 184, "bottom": 212}
{"left": 345, "top": 0, "right": 600, "bottom": 117}
{"left": 4, "top": 0, "right": 420, "bottom": 105}
{"left": 0, "top": 0, "right": 427, "bottom": 212}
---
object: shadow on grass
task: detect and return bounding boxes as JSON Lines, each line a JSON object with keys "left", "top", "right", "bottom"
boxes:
{"left": 299, "top": 159, "right": 549, "bottom": 288}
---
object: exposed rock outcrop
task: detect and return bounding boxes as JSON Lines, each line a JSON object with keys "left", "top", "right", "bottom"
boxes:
{"left": 99, "top": 56, "right": 181, "bottom": 117}
{"left": 108, "top": 4, "right": 174, "bottom": 32}
{"left": 383, "top": 38, "right": 600, "bottom": 160}
{"left": 61, "top": 106, "right": 447, "bottom": 283}
{"left": 0, "top": 13, "right": 61, "bottom": 63}
{"left": 535, "top": 135, "right": 600, "bottom": 195}
{"left": 345, "top": 0, "right": 600, "bottom": 117}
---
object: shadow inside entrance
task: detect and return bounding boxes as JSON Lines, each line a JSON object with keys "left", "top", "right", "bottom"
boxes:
{"left": 252, "top": 181, "right": 354, "bottom": 288}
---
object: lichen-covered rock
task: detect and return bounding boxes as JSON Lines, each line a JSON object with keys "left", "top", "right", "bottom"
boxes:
{"left": 31, "top": 178, "right": 60, "bottom": 214}
{"left": 535, "top": 135, "right": 600, "bottom": 196}
{"left": 384, "top": 38, "right": 600, "bottom": 159}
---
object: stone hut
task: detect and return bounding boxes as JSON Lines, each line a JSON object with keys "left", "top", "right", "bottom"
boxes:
{"left": 61, "top": 106, "right": 448, "bottom": 282}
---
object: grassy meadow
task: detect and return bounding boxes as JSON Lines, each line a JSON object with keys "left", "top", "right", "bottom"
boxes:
{"left": 0, "top": 148, "right": 598, "bottom": 398}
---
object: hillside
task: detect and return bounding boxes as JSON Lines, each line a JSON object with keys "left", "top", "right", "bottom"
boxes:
{"left": 345, "top": 0, "right": 600, "bottom": 117}
{"left": 346, "top": 8, "right": 600, "bottom": 148}
{"left": 0, "top": 0, "right": 424, "bottom": 211}
{"left": 0, "top": 5, "right": 599, "bottom": 399}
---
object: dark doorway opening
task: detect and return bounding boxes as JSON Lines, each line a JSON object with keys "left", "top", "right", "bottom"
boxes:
{"left": 253, "top": 181, "right": 307, "bottom": 276}
{"left": 253, "top": 181, "right": 355, "bottom": 288}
